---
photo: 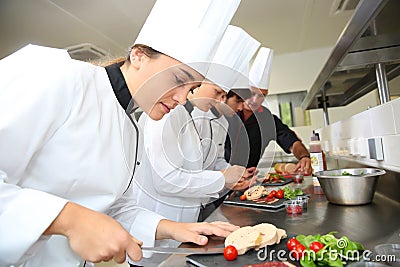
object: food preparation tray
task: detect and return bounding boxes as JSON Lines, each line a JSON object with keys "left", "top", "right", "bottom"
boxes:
{"left": 261, "top": 178, "right": 294, "bottom": 186}
{"left": 223, "top": 193, "right": 286, "bottom": 210}
{"left": 186, "top": 234, "right": 299, "bottom": 267}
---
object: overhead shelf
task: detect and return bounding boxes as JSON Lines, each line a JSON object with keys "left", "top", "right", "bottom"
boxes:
{"left": 301, "top": 0, "right": 400, "bottom": 110}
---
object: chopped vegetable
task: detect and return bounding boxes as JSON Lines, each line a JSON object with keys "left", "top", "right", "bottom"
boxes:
{"left": 292, "top": 232, "right": 365, "bottom": 267}
{"left": 282, "top": 186, "right": 304, "bottom": 199}
{"left": 340, "top": 171, "right": 364, "bottom": 176}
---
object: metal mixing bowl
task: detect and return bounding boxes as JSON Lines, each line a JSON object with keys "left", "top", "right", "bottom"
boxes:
{"left": 314, "top": 168, "right": 386, "bottom": 205}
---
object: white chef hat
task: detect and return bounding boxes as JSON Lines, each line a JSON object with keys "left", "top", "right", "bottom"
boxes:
{"left": 134, "top": 0, "right": 241, "bottom": 77}
{"left": 205, "top": 25, "right": 260, "bottom": 92}
{"left": 249, "top": 47, "right": 274, "bottom": 89}
{"left": 231, "top": 63, "right": 250, "bottom": 89}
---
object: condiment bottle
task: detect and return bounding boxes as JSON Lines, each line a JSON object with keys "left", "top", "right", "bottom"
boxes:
{"left": 309, "top": 131, "right": 326, "bottom": 195}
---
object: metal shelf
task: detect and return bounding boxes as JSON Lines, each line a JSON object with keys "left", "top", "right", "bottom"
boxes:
{"left": 301, "top": 0, "right": 400, "bottom": 111}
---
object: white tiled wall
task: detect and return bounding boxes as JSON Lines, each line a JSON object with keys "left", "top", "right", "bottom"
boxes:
{"left": 392, "top": 99, "right": 400, "bottom": 133}
{"left": 317, "top": 97, "right": 400, "bottom": 172}
{"left": 369, "top": 103, "right": 396, "bottom": 136}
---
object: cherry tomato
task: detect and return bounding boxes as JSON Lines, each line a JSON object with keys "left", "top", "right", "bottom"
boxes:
{"left": 310, "top": 241, "right": 324, "bottom": 252}
{"left": 267, "top": 192, "right": 276, "bottom": 199}
{"left": 286, "top": 205, "right": 302, "bottom": 214}
{"left": 224, "top": 245, "right": 238, "bottom": 261}
{"left": 239, "top": 194, "right": 247, "bottom": 201}
{"left": 292, "top": 243, "right": 306, "bottom": 260}
{"left": 286, "top": 237, "right": 300, "bottom": 251}
{"left": 276, "top": 189, "right": 284, "bottom": 199}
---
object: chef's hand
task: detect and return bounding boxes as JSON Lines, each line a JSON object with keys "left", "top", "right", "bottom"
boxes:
{"left": 243, "top": 167, "right": 258, "bottom": 178}
{"left": 44, "top": 202, "right": 143, "bottom": 263}
{"left": 222, "top": 165, "right": 246, "bottom": 188}
{"left": 155, "top": 220, "right": 239, "bottom": 245}
{"left": 295, "top": 157, "right": 312, "bottom": 175}
{"left": 231, "top": 176, "right": 257, "bottom": 191}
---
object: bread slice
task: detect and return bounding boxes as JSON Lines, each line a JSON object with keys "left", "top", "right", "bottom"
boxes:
{"left": 274, "top": 163, "right": 287, "bottom": 174}
{"left": 284, "top": 163, "right": 297, "bottom": 174}
{"left": 224, "top": 226, "right": 262, "bottom": 255}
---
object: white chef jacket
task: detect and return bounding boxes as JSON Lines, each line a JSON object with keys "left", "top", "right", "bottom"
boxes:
{"left": 0, "top": 44, "right": 164, "bottom": 267}
{"left": 191, "top": 107, "right": 231, "bottom": 171}
{"left": 133, "top": 103, "right": 226, "bottom": 230}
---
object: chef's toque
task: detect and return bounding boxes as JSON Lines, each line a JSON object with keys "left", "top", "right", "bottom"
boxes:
{"left": 134, "top": 0, "right": 241, "bottom": 77}
{"left": 231, "top": 63, "right": 250, "bottom": 89}
{"left": 249, "top": 47, "right": 274, "bottom": 89}
{"left": 205, "top": 25, "right": 260, "bottom": 92}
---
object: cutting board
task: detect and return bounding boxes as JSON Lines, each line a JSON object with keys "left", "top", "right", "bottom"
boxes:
{"left": 223, "top": 193, "right": 286, "bottom": 210}
{"left": 186, "top": 234, "right": 300, "bottom": 267}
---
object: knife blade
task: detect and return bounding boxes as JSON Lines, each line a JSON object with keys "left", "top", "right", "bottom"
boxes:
{"left": 141, "top": 246, "right": 225, "bottom": 255}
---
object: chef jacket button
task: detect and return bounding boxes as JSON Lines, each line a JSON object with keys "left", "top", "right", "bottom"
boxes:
{"left": 136, "top": 161, "right": 140, "bottom": 165}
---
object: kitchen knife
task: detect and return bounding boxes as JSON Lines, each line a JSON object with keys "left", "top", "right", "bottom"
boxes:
{"left": 141, "top": 246, "right": 224, "bottom": 255}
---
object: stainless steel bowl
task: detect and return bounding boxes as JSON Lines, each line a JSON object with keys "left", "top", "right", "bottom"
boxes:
{"left": 314, "top": 168, "right": 386, "bottom": 205}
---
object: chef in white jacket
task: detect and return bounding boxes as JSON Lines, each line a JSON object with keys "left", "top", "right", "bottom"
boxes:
{"left": 133, "top": 26, "right": 259, "bottom": 239}
{"left": 0, "top": 0, "right": 242, "bottom": 266}
{"left": 194, "top": 67, "right": 256, "bottom": 173}
{"left": 196, "top": 67, "right": 257, "bottom": 222}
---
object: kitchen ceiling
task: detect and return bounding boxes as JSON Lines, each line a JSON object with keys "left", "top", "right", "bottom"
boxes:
{"left": 0, "top": 0, "right": 354, "bottom": 59}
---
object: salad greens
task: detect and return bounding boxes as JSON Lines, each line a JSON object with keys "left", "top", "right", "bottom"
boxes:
{"left": 296, "top": 232, "right": 365, "bottom": 267}
{"left": 337, "top": 171, "right": 364, "bottom": 176}
{"left": 282, "top": 186, "right": 303, "bottom": 199}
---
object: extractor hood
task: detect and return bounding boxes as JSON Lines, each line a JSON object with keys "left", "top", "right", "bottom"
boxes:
{"left": 301, "top": 0, "right": 400, "bottom": 110}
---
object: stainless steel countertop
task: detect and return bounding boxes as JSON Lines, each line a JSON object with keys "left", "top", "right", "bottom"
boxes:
{"left": 138, "top": 177, "right": 400, "bottom": 266}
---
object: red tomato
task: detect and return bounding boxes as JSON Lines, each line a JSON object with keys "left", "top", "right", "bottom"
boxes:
{"left": 239, "top": 194, "right": 247, "bottom": 201}
{"left": 286, "top": 205, "right": 302, "bottom": 214}
{"left": 267, "top": 192, "right": 276, "bottom": 199}
{"left": 224, "top": 245, "right": 238, "bottom": 261}
{"left": 292, "top": 243, "right": 306, "bottom": 260}
{"left": 276, "top": 189, "right": 284, "bottom": 199}
{"left": 310, "top": 241, "right": 324, "bottom": 252}
{"left": 286, "top": 237, "right": 300, "bottom": 251}
{"left": 270, "top": 190, "right": 277, "bottom": 196}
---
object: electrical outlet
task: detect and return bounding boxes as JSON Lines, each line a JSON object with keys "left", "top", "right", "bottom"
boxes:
{"left": 368, "top": 138, "right": 384, "bottom": 160}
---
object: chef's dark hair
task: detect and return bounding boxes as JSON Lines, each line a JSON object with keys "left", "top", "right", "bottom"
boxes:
{"left": 227, "top": 88, "right": 252, "bottom": 102}
{"left": 100, "top": 44, "right": 162, "bottom": 66}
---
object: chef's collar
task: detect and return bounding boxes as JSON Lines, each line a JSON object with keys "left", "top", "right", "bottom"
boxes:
{"left": 105, "top": 63, "right": 134, "bottom": 111}
{"left": 210, "top": 106, "right": 222, "bottom": 118}
{"left": 183, "top": 99, "right": 194, "bottom": 114}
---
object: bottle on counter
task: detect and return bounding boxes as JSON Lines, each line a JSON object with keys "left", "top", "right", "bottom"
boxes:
{"left": 309, "top": 131, "right": 327, "bottom": 195}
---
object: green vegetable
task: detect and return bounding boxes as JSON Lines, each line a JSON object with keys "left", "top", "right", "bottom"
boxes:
{"left": 341, "top": 171, "right": 352, "bottom": 176}
{"left": 295, "top": 232, "right": 364, "bottom": 267}
{"left": 283, "top": 186, "right": 304, "bottom": 199}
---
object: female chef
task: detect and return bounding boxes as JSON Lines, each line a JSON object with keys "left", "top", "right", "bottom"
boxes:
{"left": 132, "top": 26, "right": 260, "bottom": 245}
{"left": 0, "top": 0, "right": 242, "bottom": 266}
